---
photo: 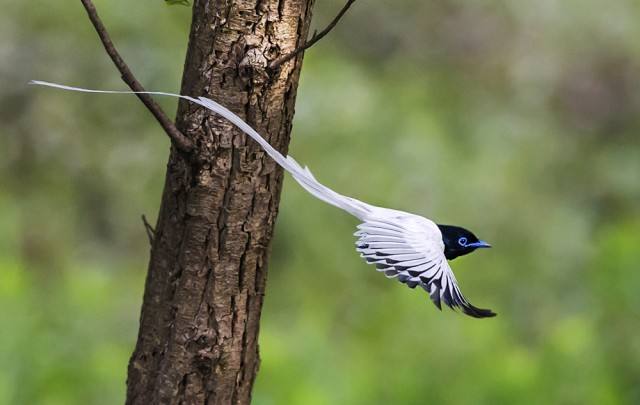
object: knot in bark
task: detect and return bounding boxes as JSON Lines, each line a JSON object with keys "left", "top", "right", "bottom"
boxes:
{"left": 239, "top": 48, "right": 269, "bottom": 85}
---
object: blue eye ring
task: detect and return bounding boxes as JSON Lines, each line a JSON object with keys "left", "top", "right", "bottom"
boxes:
{"left": 458, "top": 237, "right": 468, "bottom": 246}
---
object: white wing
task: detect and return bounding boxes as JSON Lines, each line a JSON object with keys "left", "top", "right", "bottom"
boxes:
{"left": 355, "top": 212, "right": 495, "bottom": 318}
{"left": 30, "top": 80, "right": 494, "bottom": 318}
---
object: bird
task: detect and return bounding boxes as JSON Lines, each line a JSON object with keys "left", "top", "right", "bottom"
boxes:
{"left": 30, "top": 80, "right": 496, "bottom": 318}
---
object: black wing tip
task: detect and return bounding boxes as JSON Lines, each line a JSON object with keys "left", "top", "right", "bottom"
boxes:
{"left": 461, "top": 304, "right": 497, "bottom": 319}
{"left": 425, "top": 291, "right": 496, "bottom": 318}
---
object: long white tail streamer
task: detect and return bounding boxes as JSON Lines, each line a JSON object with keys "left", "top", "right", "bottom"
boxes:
{"left": 30, "top": 80, "right": 373, "bottom": 219}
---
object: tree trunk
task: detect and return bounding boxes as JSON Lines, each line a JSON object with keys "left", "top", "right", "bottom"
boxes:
{"left": 126, "top": 1, "right": 314, "bottom": 403}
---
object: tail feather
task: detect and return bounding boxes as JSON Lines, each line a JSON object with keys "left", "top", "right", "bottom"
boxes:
{"left": 30, "top": 80, "right": 372, "bottom": 219}
{"left": 285, "top": 155, "right": 371, "bottom": 218}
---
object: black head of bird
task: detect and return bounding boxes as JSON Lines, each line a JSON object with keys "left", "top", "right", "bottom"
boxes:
{"left": 437, "top": 225, "right": 491, "bottom": 260}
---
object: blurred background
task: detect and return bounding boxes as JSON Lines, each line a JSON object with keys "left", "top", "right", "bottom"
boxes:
{"left": 1, "top": 0, "right": 640, "bottom": 404}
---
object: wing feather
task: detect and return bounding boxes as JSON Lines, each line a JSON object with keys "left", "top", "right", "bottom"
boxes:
{"left": 355, "top": 215, "right": 496, "bottom": 318}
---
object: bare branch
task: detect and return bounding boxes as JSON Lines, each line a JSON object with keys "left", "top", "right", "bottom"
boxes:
{"left": 269, "top": 0, "right": 357, "bottom": 70}
{"left": 79, "top": 0, "right": 194, "bottom": 153}
{"left": 141, "top": 214, "right": 155, "bottom": 245}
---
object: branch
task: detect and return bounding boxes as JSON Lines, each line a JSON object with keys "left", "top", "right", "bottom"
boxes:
{"left": 79, "top": 0, "right": 194, "bottom": 153}
{"left": 268, "top": 0, "right": 357, "bottom": 70}
{"left": 141, "top": 214, "right": 156, "bottom": 245}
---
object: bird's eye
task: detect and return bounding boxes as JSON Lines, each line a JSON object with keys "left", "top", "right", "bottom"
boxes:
{"left": 458, "top": 237, "right": 468, "bottom": 246}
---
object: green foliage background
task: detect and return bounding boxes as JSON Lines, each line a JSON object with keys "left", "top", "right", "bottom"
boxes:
{"left": 1, "top": 1, "right": 639, "bottom": 404}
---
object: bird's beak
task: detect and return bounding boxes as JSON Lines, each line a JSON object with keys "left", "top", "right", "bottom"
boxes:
{"left": 468, "top": 240, "right": 491, "bottom": 249}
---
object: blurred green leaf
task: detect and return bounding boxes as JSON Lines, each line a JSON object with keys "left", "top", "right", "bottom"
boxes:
{"left": 165, "top": 0, "right": 190, "bottom": 5}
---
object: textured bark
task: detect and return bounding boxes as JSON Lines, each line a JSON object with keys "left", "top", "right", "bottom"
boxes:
{"left": 125, "top": 1, "right": 314, "bottom": 403}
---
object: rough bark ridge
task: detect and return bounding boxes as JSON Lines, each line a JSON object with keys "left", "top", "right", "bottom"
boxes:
{"left": 126, "top": 1, "right": 314, "bottom": 403}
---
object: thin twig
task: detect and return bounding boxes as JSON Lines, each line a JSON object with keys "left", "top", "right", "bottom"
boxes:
{"left": 79, "top": 0, "right": 194, "bottom": 153}
{"left": 141, "top": 214, "right": 156, "bottom": 245}
{"left": 269, "top": 0, "right": 357, "bottom": 70}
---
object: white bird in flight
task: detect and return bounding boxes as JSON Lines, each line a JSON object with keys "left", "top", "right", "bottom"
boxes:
{"left": 31, "top": 80, "right": 496, "bottom": 318}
